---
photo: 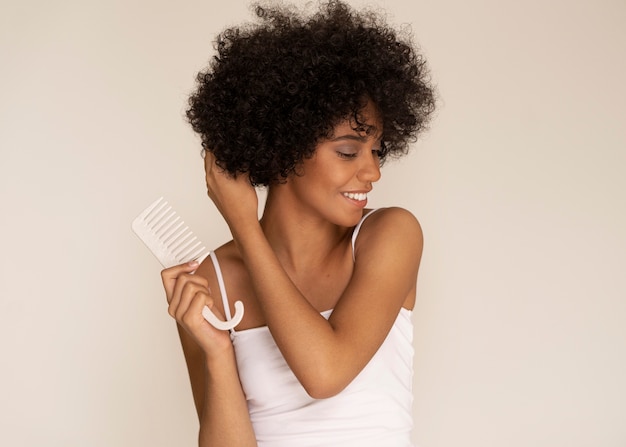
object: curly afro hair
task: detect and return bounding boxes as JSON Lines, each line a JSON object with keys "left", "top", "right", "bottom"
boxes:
{"left": 187, "top": 0, "right": 436, "bottom": 186}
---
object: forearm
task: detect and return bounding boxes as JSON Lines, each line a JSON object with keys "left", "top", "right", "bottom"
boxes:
{"left": 199, "top": 351, "right": 257, "bottom": 447}
{"left": 228, "top": 210, "right": 421, "bottom": 397}
{"left": 230, "top": 221, "right": 345, "bottom": 388}
{"left": 162, "top": 254, "right": 257, "bottom": 445}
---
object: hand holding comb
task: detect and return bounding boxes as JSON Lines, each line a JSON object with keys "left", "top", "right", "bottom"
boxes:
{"left": 132, "top": 197, "right": 244, "bottom": 330}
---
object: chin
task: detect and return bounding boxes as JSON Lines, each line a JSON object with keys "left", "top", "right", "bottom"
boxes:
{"left": 334, "top": 209, "right": 365, "bottom": 228}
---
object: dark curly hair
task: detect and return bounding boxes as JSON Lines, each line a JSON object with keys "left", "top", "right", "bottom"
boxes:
{"left": 187, "top": 0, "right": 436, "bottom": 186}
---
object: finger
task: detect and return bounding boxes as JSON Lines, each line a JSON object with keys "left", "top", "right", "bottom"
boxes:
{"left": 168, "top": 271, "right": 210, "bottom": 316}
{"left": 161, "top": 260, "right": 200, "bottom": 300}
{"left": 182, "top": 290, "right": 216, "bottom": 329}
{"left": 203, "top": 150, "right": 216, "bottom": 175}
{"left": 204, "top": 154, "right": 217, "bottom": 197}
{"left": 174, "top": 281, "right": 212, "bottom": 322}
{"left": 204, "top": 152, "right": 232, "bottom": 180}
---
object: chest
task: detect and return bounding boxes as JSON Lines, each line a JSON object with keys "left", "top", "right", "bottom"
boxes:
{"left": 289, "top": 260, "right": 353, "bottom": 312}
{"left": 223, "top": 251, "right": 353, "bottom": 329}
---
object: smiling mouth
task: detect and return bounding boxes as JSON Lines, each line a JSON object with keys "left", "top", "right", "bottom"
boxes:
{"left": 342, "top": 192, "right": 368, "bottom": 201}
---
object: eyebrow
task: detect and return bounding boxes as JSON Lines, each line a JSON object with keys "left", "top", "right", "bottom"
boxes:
{"left": 329, "top": 134, "right": 370, "bottom": 142}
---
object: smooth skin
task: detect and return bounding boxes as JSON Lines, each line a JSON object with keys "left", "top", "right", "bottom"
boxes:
{"left": 162, "top": 102, "right": 423, "bottom": 446}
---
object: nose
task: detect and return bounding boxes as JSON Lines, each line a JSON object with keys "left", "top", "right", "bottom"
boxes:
{"left": 357, "top": 150, "right": 382, "bottom": 184}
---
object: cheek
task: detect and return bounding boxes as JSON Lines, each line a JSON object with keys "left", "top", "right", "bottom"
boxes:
{"left": 314, "top": 171, "right": 349, "bottom": 195}
{"left": 327, "top": 167, "right": 354, "bottom": 187}
{"left": 299, "top": 155, "right": 354, "bottom": 193}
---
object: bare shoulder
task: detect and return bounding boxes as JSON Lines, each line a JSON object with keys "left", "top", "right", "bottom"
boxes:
{"left": 355, "top": 207, "right": 423, "bottom": 259}
{"left": 195, "top": 240, "right": 262, "bottom": 330}
{"left": 363, "top": 207, "right": 422, "bottom": 232}
{"left": 212, "top": 240, "right": 245, "bottom": 274}
{"left": 192, "top": 241, "right": 237, "bottom": 315}
{"left": 350, "top": 207, "right": 422, "bottom": 311}
{"left": 194, "top": 239, "right": 233, "bottom": 278}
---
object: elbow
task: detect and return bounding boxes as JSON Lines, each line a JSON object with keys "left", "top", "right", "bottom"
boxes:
{"left": 299, "top": 367, "right": 350, "bottom": 399}
{"left": 303, "top": 382, "right": 345, "bottom": 400}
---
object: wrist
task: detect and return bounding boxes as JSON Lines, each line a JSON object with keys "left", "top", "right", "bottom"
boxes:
{"left": 230, "top": 218, "right": 263, "bottom": 247}
{"left": 204, "top": 343, "right": 237, "bottom": 371}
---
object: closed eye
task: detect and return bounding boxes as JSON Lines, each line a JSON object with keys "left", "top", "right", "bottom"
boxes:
{"left": 336, "top": 151, "right": 358, "bottom": 159}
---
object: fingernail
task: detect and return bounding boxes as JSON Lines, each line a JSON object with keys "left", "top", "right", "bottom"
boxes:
{"left": 188, "top": 260, "right": 199, "bottom": 268}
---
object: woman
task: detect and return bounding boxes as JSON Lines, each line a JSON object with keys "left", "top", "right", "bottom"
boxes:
{"left": 161, "top": 1, "right": 435, "bottom": 445}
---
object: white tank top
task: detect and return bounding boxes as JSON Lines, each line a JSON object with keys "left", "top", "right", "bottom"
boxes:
{"left": 209, "top": 210, "right": 415, "bottom": 447}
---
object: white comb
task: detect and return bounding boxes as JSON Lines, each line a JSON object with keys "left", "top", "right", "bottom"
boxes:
{"left": 132, "top": 197, "right": 244, "bottom": 331}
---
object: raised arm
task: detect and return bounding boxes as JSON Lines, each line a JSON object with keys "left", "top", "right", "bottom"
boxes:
{"left": 203, "top": 151, "right": 422, "bottom": 398}
{"left": 162, "top": 262, "right": 257, "bottom": 447}
{"left": 232, "top": 207, "right": 421, "bottom": 398}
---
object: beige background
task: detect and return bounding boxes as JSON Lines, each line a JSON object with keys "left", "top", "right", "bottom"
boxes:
{"left": 1, "top": 0, "right": 625, "bottom": 446}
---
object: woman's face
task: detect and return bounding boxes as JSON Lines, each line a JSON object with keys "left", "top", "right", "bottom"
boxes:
{"left": 285, "top": 102, "right": 383, "bottom": 227}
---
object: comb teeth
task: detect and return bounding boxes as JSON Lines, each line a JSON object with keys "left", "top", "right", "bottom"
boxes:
{"left": 132, "top": 197, "right": 208, "bottom": 268}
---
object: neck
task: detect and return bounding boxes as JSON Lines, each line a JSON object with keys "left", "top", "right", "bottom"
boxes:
{"left": 259, "top": 186, "right": 352, "bottom": 272}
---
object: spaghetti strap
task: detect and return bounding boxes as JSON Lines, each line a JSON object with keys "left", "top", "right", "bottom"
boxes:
{"left": 351, "top": 208, "right": 381, "bottom": 262}
{"left": 208, "top": 251, "right": 234, "bottom": 327}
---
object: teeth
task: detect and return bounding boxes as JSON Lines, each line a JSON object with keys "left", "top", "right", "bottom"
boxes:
{"left": 343, "top": 192, "right": 367, "bottom": 201}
